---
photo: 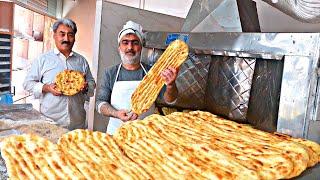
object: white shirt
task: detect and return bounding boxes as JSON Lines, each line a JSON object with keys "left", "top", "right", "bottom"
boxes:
{"left": 23, "top": 48, "right": 96, "bottom": 130}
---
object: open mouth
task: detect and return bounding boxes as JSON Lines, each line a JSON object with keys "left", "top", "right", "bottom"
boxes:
{"left": 126, "top": 52, "right": 135, "bottom": 56}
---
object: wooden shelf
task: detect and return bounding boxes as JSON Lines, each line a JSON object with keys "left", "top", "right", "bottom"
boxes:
{"left": 0, "top": 2, "right": 56, "bottom": 97}
{"left": 0, "top": 62, "right": 10, "bottom": 65}
{"left": 0, "top": 46, "right": 11, "bottom": 50}
{"left": 0, "top": 91, "right": 11, "bottom": 95}
{"left": 0, "top": 1, "right": 13, "bottom": 33}
{"left": 0, "top": 54, "right": 10, "bottom": 58}
{"left": 14, "top": 5, "right": 33, "bottom": 38}
{"left": 0, "top": 31, "right": 12, "bottom": 35}
{"left": 0, "top": 69, "right": 10, "bottom": 73}
{"left": 0, "top": 83, "right": 10, "bottom": 88}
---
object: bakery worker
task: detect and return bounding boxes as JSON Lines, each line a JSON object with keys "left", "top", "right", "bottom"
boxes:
{"left": 23, "top": 18, "right": 96, "bottom": 130}
{"left": 96, "top": 21, "right": 179, "bottom": 135}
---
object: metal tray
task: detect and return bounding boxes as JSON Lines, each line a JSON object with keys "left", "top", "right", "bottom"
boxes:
{"left": 0, "top": 104, "right": 33, "bottom": 113}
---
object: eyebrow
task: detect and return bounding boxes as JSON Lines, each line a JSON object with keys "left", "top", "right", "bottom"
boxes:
{"left": 59, "top": 31, "right": 75, "bottom": 34}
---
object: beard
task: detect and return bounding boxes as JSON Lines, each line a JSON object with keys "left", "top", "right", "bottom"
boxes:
{"left": 119, "top": 50, "right": 141, "bottom": 65}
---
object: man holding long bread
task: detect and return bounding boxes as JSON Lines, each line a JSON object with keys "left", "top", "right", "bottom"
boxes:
{"left": 96, "top": 21, "right": 179, "bottom": 135}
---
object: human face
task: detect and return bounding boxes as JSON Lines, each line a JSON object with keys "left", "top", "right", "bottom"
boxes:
{"left": 118, "top": 34, "right": 142, "bottom": 65}
{"left": 53, "top": 24, "right": 75, "bottom": 55}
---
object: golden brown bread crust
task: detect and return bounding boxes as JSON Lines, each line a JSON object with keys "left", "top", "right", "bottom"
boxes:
{"left": 114, "top": 111, "right": 320, "bottom": 179}
{"left": 273, "top": 132, "right": 320, "bottom": 167}
{"left": 131, "top": 40, "right": 189, "bottom": 115}
{"left": 0, "top": 134, "right": 86, "bottom": 179}
{"left": 114, "top": 116, "right": 260, "bottom": 179}
{"left": 55, "top": 69, "right": 85, "bottom": 96}
{"left": 1, "top": 131, "right": 150, "bottom": 180}
{"left": 57, "top": 129, "right": 151, "bottom": 179}
{"left": 161, "top": 107, "right": 178, "bottom": 115}
{"left": 2, "top": 111, "right": 320, "bottom": 179}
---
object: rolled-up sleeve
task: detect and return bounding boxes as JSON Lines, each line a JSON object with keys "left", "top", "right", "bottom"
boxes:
{"left": 23, "top": 57, "right": 44, "bottom": 99}
{"left": 95, "top": 69, "right": 112, "bottom": 113}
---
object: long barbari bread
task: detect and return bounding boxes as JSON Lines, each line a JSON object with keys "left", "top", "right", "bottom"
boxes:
{"left": 1, "top": 130, "right": 150, "bottom": 179}
{"left": 131, "top": 39, "right": 189, "bottom": 115}
{"left": 2, "top": 111, "right": 320, "bottom": 179}
{"left": 114, "top": 111, "right": 320, "bottom": 179}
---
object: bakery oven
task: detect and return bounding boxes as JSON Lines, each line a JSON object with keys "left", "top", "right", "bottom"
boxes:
{"left": 141, "top": 32, "right": 320, "bottom": 144}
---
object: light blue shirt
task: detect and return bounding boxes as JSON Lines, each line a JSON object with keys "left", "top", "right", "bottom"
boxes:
{"left": 23, "top": 49, "right": 95, "bottom": 130}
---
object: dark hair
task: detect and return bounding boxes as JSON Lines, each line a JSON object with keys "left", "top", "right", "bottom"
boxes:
{"left": 52, "top": 18, "right": 77, "bottom": 34}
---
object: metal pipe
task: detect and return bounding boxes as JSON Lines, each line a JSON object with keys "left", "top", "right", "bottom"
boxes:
{"left": 262, "top": 0, "right": 320, "bottom": 23}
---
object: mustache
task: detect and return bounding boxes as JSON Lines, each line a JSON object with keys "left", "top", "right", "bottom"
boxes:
{"left": 125, "top": 49, "right": 135, "bottom": 54}
{"left": 61, "top": 41, "right": 70, "bottom": 45}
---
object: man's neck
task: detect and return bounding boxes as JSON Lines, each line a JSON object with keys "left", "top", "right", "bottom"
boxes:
{"left": 61, "top": 51, "right": 71, "bottom": 58}
{"left": 122, "top": 63, "right": 141, "bottom": 70}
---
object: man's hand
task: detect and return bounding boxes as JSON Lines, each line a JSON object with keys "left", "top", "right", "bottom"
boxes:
{"left": 161, "top": 67, "right": 179, "bottom": 103}
{"left": 116, "top": 110, "right": 139, "bottom": 122}
{"left": 80, "top": 72, "right": 88, "bottom": 92}
{"left": 81, "top": 82, "right": 88, "bottom": 92}
{"left": 42, "top": 83, "right": 62, "bottom": 96}
{"left": 128, "top": 113, "right": 138, "bottom": 121}
{"left": 161, "top": 67, "right": 179, "bottom": 87}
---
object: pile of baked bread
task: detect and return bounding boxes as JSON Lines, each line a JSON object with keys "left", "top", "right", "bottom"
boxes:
{"left": 1, "top": 111, "right": 319, "bottom": 179}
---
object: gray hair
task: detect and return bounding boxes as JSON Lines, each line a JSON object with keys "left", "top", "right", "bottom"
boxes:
{"left": 52, "top": 18, "right": 77, "bottom": 34}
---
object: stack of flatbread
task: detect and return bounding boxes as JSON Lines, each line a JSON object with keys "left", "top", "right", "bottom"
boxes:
{"left": 1, "top": 111, "right": 320, "bottom": 179}
{"left": 1, "top": 130, "right": 149, "bottom": 179}
{"left": 115, "top": 111, "right": 320, "bottom": 179}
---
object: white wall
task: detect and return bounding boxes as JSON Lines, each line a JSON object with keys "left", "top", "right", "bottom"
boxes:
{"left": 106, "top": 0, "right": 193, "bottom": 18}
{"left": 62, "top": 0, "right": 96, "bottom": 66}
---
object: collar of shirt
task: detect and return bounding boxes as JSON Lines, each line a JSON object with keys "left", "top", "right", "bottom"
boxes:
{"left": 54, "top": 48, "right": 74, "bottom": 61}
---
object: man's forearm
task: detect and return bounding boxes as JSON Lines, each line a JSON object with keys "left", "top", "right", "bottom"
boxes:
{"left": 164, "top": 83, "right": 178, "bottom": 103}
{"left": 100, "top": 102, "right": 118, "bottom": 118}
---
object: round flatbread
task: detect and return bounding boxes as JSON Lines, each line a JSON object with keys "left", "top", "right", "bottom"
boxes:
{"left": 55, "top": 70, "right": 85, "bottom": 96}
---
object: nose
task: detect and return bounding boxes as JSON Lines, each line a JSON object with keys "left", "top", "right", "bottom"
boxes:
{"left": 63, "top": 34, "right": 70, "bottom": 42}
{"left": 127, "top": 43, "right": 133, "bottom": 50}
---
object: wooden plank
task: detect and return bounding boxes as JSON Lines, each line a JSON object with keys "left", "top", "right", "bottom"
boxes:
{"left": 0, "top": 1, "right": 14, "bottom": 33}
{"left": 0, "top": 31, "right": 12, "bottom": 35}
{"left": 12, "top": 38, "right": 29, "bottom": 60}
{"left": 33, "top": 12, "right": 45, "bottom": 41}
{"left": 13, "top": 1, "right": 56, "bottom": 19}
{"left": 43, "top": 16, "right": 55, "bottom": 53}
{"left": 14, "top": 5, "right": 34, "bottom": 37}
{"left": 236, "top": 0, "right": 261, "bottom": 32}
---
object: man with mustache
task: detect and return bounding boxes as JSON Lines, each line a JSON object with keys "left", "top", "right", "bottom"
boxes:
{"left": 96, "top": 21, "right": 179, "bottom": 135}
{"left": 23, "top": 18, "right": 96, "bottom": 130}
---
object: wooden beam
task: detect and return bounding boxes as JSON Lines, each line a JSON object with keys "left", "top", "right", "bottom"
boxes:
{"left": 236, "top": 0, "right": 261, "bottom": 32}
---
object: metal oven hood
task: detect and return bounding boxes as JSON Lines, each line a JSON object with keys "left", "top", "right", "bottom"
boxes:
{"left": 141, "top": 32, "right": 320, "bottom": 144}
